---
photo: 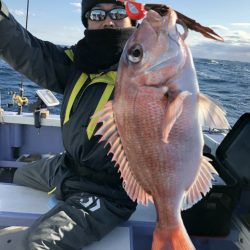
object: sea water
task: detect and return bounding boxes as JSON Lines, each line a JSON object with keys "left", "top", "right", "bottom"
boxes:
{"left": 0, "top": 58, "right": 249, "bottom": 126}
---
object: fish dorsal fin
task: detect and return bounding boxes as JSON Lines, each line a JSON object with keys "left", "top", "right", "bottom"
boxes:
{"left": 94, "top": 101, "right": 153, "bottom": 205}
{"left": 162, "top": 90, "right": 191, "bottom": 143}
{"left": 181, "top": 156, "right": 218, "bottom": 210}
{"left": 198, "top": 93, "right": 230, "bottom": 129}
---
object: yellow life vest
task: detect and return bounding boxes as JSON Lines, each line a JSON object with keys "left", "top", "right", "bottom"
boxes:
{"left": 64, "top": 49, "right": 116, "bottom": 140}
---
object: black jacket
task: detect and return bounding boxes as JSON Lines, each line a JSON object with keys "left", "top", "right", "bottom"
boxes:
{"left": 0, "top": 5, "right": 136, "bottom": 206}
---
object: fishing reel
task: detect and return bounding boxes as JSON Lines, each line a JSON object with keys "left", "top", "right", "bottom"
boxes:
{"left": 7, "top": 91, "right": 29, "bottom": 110}
{"left": 12, "top": 92, "right": 29, "bottom": 107}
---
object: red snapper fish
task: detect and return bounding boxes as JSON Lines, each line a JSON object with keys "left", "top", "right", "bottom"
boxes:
{"left": 95, "top": 9, "right": 229, "bottom": 250}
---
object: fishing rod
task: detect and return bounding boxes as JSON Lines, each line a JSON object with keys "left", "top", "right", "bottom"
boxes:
{"left": 15, "top": 0, "right": 30, "bottom": 114}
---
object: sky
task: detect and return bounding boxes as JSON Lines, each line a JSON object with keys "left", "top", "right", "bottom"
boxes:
{"left": 3, "top": 0, "right": 250, "bottom": 63}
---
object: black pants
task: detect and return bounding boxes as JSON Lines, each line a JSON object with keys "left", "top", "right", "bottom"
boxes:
{"left": 13, "top": 154, "right": 135, "bottom": 250}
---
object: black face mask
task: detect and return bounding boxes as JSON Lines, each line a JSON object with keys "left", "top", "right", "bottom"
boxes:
{"left": 74, "top": 28, "right": 136, "bottom": 74}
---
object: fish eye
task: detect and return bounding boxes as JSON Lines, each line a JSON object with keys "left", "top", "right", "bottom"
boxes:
{"left": 127, "top": 44, "right": 143, "bottom": 63}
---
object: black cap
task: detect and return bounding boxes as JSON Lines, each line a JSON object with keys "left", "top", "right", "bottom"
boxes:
{"left": 81, "top": 0, "right": 124, "bottom": 28}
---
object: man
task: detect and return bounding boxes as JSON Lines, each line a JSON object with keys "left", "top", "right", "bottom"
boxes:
{"left": 0, "top": 0, "right": 137, "bottom": 249}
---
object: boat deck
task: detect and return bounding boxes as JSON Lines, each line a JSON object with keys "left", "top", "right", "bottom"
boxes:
{"left": 0, "top": 182, "right": 156, "bottom": 250}
{"left": 1, "top": 111, "right": 249, "bottom": 249}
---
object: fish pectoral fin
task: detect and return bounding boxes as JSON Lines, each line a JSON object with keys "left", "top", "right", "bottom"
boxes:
{"left": 198, "top": 93, "right": 230, "bottom": 129}
{"left": 181, "top": 156, "right": 218, "bottom": 210}
{"left": 162, "top": 91, "right": 191, "bottom": 143}
{"left": 94, "top": 101, "right": 153, "bottom": 205}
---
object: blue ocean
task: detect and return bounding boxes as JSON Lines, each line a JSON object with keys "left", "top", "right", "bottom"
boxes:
{"left": 0, "top": 58, "right": 249, "bottom": 126}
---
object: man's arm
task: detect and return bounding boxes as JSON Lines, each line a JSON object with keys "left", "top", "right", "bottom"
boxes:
{"left": 0, "top": 1, "right": 72, "bottom": 94}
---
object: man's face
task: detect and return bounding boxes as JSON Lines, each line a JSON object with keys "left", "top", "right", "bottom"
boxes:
{"left": 87, "top": 3, "right": 132, "bottom": 30}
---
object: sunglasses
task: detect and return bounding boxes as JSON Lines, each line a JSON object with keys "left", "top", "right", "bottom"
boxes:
{"left": 85, "top": 7, "right": 128, "bottom": 22}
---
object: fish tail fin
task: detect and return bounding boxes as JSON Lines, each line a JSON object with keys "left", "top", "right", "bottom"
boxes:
{"left": 152, "top": 223, "right": 195, "bottom": 250}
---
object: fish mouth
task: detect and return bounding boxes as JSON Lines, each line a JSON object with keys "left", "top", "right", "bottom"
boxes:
{"left": 146, "top": 8, "right": 178, "bottom": 35}
{"left": 144, "top": 10, "right": 182, "bottom": 73}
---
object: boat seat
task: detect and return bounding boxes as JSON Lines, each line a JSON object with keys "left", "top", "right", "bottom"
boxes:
{"left": 0, "top": 182, "right": 156, "bottom": 250}
{"left": 0, "top": 226, "right": 131, "bottom": 250}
